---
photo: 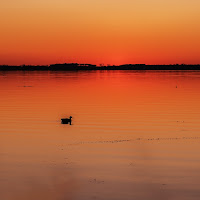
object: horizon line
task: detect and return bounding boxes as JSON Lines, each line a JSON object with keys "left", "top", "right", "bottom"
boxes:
{"left": 1, "top": 63, "right": 200, "bottom": 67}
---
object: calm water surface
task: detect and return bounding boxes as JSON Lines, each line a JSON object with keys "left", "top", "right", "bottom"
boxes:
{"left": 1, "top": 71, "right": 200, "bottom": 200}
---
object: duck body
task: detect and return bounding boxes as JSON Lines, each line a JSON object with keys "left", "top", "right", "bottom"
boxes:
{"left": 61, "top": 116, "right": 72, "bottom": 125}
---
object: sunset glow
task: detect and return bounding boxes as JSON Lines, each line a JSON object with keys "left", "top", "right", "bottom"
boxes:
{"left": 0, "top": 0, "right": 200, "bottom": 65}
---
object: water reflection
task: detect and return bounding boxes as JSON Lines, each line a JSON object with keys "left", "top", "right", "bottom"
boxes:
{"left": 1, "top": 71, "right": 200, "bottom": 200}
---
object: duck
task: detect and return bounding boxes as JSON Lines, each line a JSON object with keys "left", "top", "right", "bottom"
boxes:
{"left": 61, "top": 116, "right": 72, "bottom": 125}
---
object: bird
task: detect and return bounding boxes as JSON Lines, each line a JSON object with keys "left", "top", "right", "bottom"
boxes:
{"left": 61, "top": 116, "right": 72, "bottom": 125}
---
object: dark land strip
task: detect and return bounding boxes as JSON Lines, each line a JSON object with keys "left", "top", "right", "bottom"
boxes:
{"left": 1, "top": 64, "right": 200, "bottom": 71}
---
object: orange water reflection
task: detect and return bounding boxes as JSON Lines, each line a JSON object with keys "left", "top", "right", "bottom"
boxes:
{"left": 1, "top": 71, "right": 200, "bottom": 200}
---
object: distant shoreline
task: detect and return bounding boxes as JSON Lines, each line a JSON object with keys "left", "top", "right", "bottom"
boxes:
{"left": 1, "top": 64, "right": 200, "bottom": 71}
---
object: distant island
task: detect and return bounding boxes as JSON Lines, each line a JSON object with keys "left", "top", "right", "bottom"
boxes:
{"left": 0, "top": 63, "right": 200, "bottom": 71}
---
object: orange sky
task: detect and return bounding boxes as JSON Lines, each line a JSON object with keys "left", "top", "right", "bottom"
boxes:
{"left": 0, "top": 0, "right": 200, "bottom": 65}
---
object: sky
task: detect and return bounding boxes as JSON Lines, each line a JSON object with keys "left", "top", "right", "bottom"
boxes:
{"left": 0, "top": 0, "right": 200, "bottom": 65}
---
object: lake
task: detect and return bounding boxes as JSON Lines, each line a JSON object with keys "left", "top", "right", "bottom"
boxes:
{"left": 1, "top": 70, "right": 200, "bottom": 200}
